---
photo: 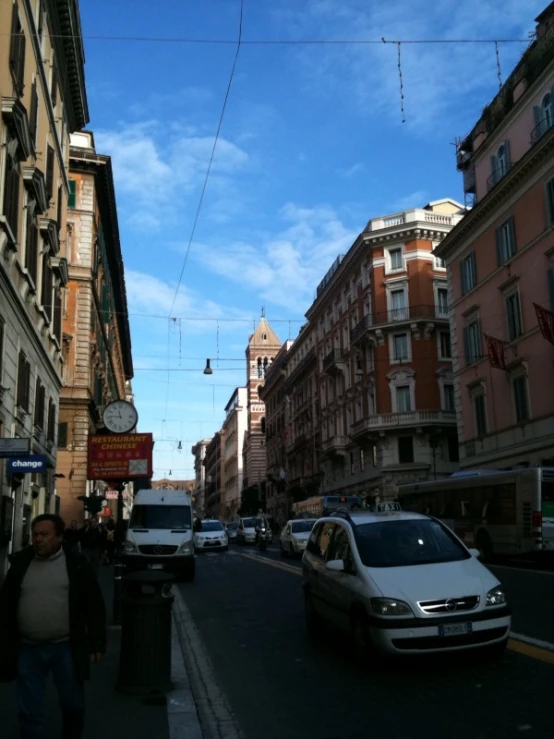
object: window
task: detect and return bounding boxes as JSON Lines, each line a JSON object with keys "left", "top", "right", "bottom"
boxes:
{"left": 393, "top": 333, "right": 409, "bottom": 361}
{"left": 57, "top": 422, "right": 68, "bottom": 448}
{"left": 444, "top": 384, "right": 455, "bottom": 412}
{"left": 439, "top": 331, "right": 451, "bottom": 359}
{"left": 474, "top": 393, "right": 487, "bottom": 437}
{"left": 29, "top": 80, "right": 39, "bottom": 149}
{"left": 327, "top": 526, "right": 353, "bottom": 568}
{"left": 389, "top": 248, "right": 403, "bottom": 270}
{"left": 34, "top": 379, "right": 45, "bottom": 428}
{"left": 460, "top": 252, "right": 476, "bottom": 295}
{"left": 17, "top": 350, "right": 31, "bottom": 411}
{"left": 9, "top": 6, "right": 26, "bottom": 97}
{"left": 513, "top": 375, "right": 529, "bottom": 424}
{"left": 25, "top": 204, "right": 39, "bottom": 286}
{"left": 390, "top": 289, "right": 408, "bottom": 320}
{"left": 68, "top": 180, "right": 77, "bottom": 208}
{"left": 546, "top": 178, "right": 554, "bottom": 225}
{"left": 436, "top": 288, "right": 448, "bottom": 316}
{"left": 47, "top": 398, "right": 56, "bottom": 442}
{"left": 396, "top": 386, "right": 411, "bottom": 413}
{"left": 490, "top": 140, "right": 510, "bottom": 185}
{"left": 398, "top": 436, "right": 414, "bottom": 463}
{"left": 434, "top": 255, "right": 446, "bottom": 269}
{"left": 463, "top": 320, "right": 482, "bottom": 365}
{"left": 534, "top": 93, "right": 554, "bottom": 140}
{"left": 505, "top": 291, "right": 522, "bottom": 341}
{"left": 3, "top": 137, "right": 20, "bottom": 242}
{"left": 495, "top": 218, "right": 516, "bottom": 265}
{"left": 46, "top": 145, "right": 55, "bottom": 202}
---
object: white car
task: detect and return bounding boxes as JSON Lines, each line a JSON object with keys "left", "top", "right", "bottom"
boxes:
{"left": 302, "top": 503, "right": 511, "bottom": 658}
{"left": 280, "top": 519, "right": 317, "bottom": 557}
{"left": 236, "top": 516, "right": 262, "bottom": 545}
{"left": 194, "top": 520, "right": 228, "bottom": 552}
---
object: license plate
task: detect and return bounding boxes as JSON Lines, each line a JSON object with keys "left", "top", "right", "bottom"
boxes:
{"left": 439, "top": 622, "right": 472, "bottom": 637}
{"left": 149, "top": 564, "right": 164, "bottom": 569}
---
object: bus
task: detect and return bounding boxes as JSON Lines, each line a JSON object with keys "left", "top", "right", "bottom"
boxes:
{"left": 292, "top": 495, "right": 363, "bottom": 518}
{"left": 397, "top": 467, "right": 554, "bottom": 561}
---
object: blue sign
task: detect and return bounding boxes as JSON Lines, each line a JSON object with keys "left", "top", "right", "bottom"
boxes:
{"left": 8, "top": 455, "right": 48, "bottom": 474}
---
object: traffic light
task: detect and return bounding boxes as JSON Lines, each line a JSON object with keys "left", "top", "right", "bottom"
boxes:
{"left": 77, "top": 495, "right": 106, "bottom": 515}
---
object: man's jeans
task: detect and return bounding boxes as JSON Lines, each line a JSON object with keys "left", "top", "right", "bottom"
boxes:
{"left": 17, "top": 641, "right": 85, "bottom": 739}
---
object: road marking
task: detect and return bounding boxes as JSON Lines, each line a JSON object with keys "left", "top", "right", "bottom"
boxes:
{"left": 489, "top": 564, "right": 554, "bottom": 576}
{"left": 237, "top": 549, "right": 554, "bottom": 664}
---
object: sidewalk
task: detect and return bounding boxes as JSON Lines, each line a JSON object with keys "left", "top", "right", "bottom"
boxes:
{"left": 0, "top": 565, "right": 172, "bottom": 739}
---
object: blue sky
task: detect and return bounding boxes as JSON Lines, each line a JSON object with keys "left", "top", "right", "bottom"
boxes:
{"left": 78, "top": 0, "right": 543, "bottom": 480}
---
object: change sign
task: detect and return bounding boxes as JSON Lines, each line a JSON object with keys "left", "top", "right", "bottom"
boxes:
{"left": 8, "top": 455, "right": 47, "bottom": 474}
{"left": 87, "top": 433, "right": 153, "bottom": 480}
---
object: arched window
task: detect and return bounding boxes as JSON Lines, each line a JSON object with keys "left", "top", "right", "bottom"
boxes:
{"left": 263, "top": 357, "right": 269, "bottom": 375}
{"left": 257, "top": 357, "right": 263, "bottom": 378}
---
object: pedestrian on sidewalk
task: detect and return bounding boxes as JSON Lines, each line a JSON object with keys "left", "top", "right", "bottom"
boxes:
{"left": 104, "top": 518, "right": 116, "bottom": 566}
{"left": 0, "top": 513, "right": 106, "bottom": 739}
{"left": 79, "top": 516, "right": 105, "bottom": 576}
{"left": 63, "top": 519, "right": 81, "bottom": 553}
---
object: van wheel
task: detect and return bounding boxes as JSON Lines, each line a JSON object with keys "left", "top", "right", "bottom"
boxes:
{"left": 476, "top": 531, "right": 493, "bottom": 563}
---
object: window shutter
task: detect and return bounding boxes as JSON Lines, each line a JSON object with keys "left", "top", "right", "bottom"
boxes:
{"left": 508, "top": 217, "right": 515, "bottom": 257}
{"left": 548, "top": 266, "right": 554, "bottom": 312}
{"left": 463, "top": 326, "right": 470, "bottom": 364}
{"left": 26, "top": 215, "right": 39, "bottom": 286}
{"left": 471, "top": 252, "right": 477, "bottom": 287}
{"left": 68, "top": 180, "right": 76, "bottom": 208}
{"left": 17, "top": 351, "right": 26, "bottom": 407}
{"left": 476, "top": 318, "right": 482, "bottom": 359}
{"left": 546, "top": 179, "right": 554, "bottom": 224}
{"left": 460, "top": 261, "right": 466, "bottom": 295}
{"left": 46, "top": 145, "right": 54, "bottom": 201}
{"left": 504, "top": 139, "right": 511, "bottom": 170}
{"left": 58, "top": 422, "right": 68, "bottom": 448}
{"left": 495, "top": 225, "right": 503, "bottom": 266}
{"left": 24, "top": 360, "right": 31, "bottom": 411}
{"left": 54, "top": 290, "right": 62, "bottom": 342}
{"left": 29, "top": 81, "right": 38, "bottom": 147}
{"left": 490, "top": 155, "right": 498, "bottom": 184}
{"left": 51, "top": 62, "right": 57, "bottom": 107}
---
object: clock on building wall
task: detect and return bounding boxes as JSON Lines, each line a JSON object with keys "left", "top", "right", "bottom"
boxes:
{"left": 102, "top": 400, "right": 138, "bottom": 434}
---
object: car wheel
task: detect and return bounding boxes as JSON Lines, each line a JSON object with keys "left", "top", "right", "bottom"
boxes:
{"left": 476, "top": 531, "right": 493, "bottom": 563}
{"left": 304, "top": 591, "right": 322, "bottom": 637}
{"left": 350, "top": 609, "right": 373, "bottom": 663}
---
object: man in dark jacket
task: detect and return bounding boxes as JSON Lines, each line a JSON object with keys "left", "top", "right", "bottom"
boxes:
{"left": 79, "top": 516, "right": 105, "bottom": 575}
{"left": 0, "top": 513, "right": 106, "bottom": 739}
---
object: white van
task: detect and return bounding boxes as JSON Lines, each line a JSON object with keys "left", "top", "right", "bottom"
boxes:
{"left": 123, "top": 489, "right": 195, "bottom": 581}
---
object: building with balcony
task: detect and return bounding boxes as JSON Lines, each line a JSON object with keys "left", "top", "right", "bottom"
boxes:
{"left": 55, "top": 131, "right": 133, "bottom": 524}
{"left": 305, "top": 199, "right": 465, "bottom": 497}
{"left": 191, "top": 438, "right": 210, "bottom": 517}
{"left": 259, "top": 340, "right": 291, "bottom": 526}
{"left": 203, "top": 431, "right": 225, "bottom": 519}
{"left": 435, "top": 3, "right": 554, "bottom": 470}
{"left": 0, "top": 0, "right": 88, "bottom": 576}
{"left": 242, "top": 315, "right": 282, "bottom": 492}
{"left": 221, "top": 386, "right": 247, "bottom": 519}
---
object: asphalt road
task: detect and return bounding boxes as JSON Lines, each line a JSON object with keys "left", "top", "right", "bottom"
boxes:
{"left": 178, "top": 545, "right": 554, "bottom": 739}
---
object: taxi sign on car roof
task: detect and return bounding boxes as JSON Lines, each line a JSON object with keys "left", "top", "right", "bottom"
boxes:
{"left": 373, "top": 501, "right": 402, "bottom": 513}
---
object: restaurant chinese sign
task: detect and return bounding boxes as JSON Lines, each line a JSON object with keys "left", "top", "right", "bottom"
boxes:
{"left": 87, "top": 434, "right": 153, "bottom": 480}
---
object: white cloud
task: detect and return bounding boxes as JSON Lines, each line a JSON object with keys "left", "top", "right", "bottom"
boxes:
{"left": 193, "top": 202, "right": 359, "bottom": 312}
{"left": 95, "top": 124, "right": 250, "bottom": 229}
{"left": 338, "top": 162, "right": 366, "bottom": 178}
{"left": 270, "top": 0, "right": 543, "bottom": 131}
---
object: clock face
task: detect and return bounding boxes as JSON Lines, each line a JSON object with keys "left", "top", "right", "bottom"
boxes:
{"left": 103, "top": 401, "right": 138, "bottom": 434}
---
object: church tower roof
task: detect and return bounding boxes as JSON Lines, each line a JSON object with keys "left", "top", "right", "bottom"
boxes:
{"left": 248, "top": 312, "right": 281, "bottom": 349}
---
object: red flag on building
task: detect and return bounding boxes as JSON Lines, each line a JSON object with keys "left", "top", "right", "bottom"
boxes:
{"left": 483, "top": 334, "right": 507, "bottom": 370}
{"left": 533, "top": 303, "right": 554, "bottom": 346}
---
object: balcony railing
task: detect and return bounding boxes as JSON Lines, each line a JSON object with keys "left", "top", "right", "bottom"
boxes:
{"left": 285, "top": 345, "right": 316, "bottom": 385}
{"left": 486, "top": 163, "right": 511, "bottom": 192}
{"left": 323, "top": 349, "right": 347, "bottom": 374}
{"left": 350, "top": 304, "right": 449, "bottom": 343}
{"left": 530, "top": 116, "right": 554, "bottom": 145}
{"left": 321, "top": 435, "right": 349, "bottom": 456}
{"left": 351, "top": 410, "right": 456, "bottom": 438}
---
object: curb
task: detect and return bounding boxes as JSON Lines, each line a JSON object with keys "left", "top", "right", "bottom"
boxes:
{"left": 170, "top": 588, "right": 243, "bottom": 739}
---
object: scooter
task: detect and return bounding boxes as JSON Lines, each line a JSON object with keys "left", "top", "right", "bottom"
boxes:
{"left": 258, "top": 526, "right": 271, "bottom": 551}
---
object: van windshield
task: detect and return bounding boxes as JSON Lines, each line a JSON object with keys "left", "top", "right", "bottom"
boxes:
{"left": 130, "top": 505, "right": 192, "bottom": 530}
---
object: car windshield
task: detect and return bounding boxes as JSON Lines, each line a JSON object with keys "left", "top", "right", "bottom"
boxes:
{"left": 355, "top": 519, "right": 470, "bottom": 568}
{"left": 201, "top": 521, "right": 224, "bottom": 532}
{"left": 243, "top": 518, "right": 262, "bottom": 528}
{"left": 129, "top": 505, "right": 191, "bottom": 530}
{"left": 291, "top": 520, "right": 316, "bottom": 533}
{"left": 226, "top": 522, "right": 238, "bottom": 530}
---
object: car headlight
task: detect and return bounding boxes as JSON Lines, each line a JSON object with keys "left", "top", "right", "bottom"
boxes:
{"left": 486, "top": 586, "right": 506, "bottom": 607}
{"left": 124, "top": 541, "right": 138, "bottom": 553}
{"left": 370, "top": 598, "right": 413, "bottom": 616}
{"left": 178, "top": 541, "right": 194, "bottom": 554}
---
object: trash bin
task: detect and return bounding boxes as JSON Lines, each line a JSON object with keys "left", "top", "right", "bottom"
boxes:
{"left": 112, "top": 561, "right": 126, "bottom": 626}
{"left": 117, "top": 570, "right": 175, "bottom": 694}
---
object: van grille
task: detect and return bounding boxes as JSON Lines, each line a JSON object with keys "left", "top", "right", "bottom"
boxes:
{"left": 138, "top": 545, "right": 178, "bottom": 555}
{"left": 418, "top": 596, "right": 480, "bottom": 614}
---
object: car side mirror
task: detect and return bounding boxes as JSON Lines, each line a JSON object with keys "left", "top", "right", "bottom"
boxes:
{"left": 468, "top": 548, "right": 481, "bottom": 559}
{"left": 326, "top": 559, "right": 346, "bottom": 573}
